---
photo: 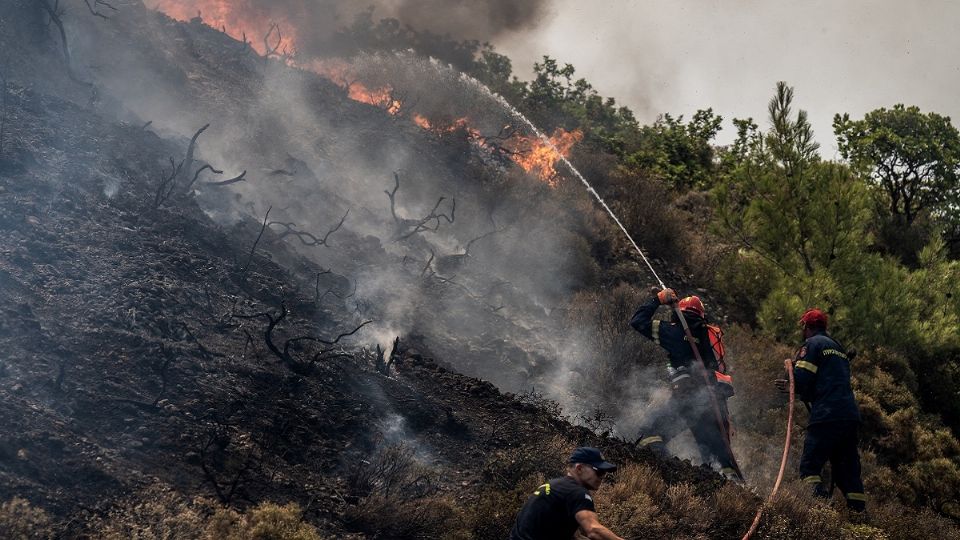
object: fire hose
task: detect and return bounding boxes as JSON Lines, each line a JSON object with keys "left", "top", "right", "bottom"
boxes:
{"left": 741, "top": 358, "right": 795, "bottom": 540}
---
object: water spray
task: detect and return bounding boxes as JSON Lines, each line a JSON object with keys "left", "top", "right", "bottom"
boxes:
{"left": 462, "top": 74, "right": 667, "bottom": 288}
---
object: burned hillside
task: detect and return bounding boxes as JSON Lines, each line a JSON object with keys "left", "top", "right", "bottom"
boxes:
{"left": 2, "top": 1, "right": 960, "bottom": 538}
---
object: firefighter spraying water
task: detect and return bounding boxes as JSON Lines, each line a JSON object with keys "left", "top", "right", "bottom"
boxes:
{"left": 631, "top": 289, "right": 742, "bottom": 482}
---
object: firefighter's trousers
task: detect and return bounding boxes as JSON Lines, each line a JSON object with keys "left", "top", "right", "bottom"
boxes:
{"left": 636, "top": 383, "right": 737, "bottom": 477}
{"left": 799, "top": 420, "right": 866, "bottom": 512}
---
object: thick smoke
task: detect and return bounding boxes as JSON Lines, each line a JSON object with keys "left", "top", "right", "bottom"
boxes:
{"left": 494, "top": 0, "right": 960, "bottom": 150}
{"left": 380, "top": 0, "right": 550, "bottom": 40}
{"left": 145, "top": 0, "right": 551, "bottom": 58}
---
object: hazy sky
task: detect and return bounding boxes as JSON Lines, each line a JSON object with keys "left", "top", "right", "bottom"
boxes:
{"left": 494, "top": 0, "right": 960, "bottom": 153}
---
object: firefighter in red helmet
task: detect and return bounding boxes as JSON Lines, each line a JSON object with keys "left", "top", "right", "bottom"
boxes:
{"left": 630, "top": 288, "right": 741, "bottom": 482}
{"left": 777, "top": 308, "right": 866, "bottom": 513}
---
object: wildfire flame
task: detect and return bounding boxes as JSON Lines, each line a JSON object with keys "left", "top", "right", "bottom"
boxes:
{"left": 411, "top": 115, "right": 581, "bottom": 185}
{"left": 308, "top": 59, "right": 403, "bottom": 115}
{"left": 147, "top": 0, "right": 302, "bottom": 56}
{"left": 412, "top": 114, "right": 481, "bottom": 138}
{"left": 149, "top": 1, "right": 582, "bottom": 185}
{"left": 506, "top": 129, "right": 584, "bottom": 187}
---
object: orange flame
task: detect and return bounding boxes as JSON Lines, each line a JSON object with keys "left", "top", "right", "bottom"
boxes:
{"left": 507, "top": 129, "right": 583, "bottom": 187}
{"left": 307, "top": 59, "right": 403, "bottom": 115}
{"left": 412, "top": 113, "right": 432, "bottom": 130}
{"left": 147, "top": 0, "right": 301, "bottom": 56}
{"left": 412, "top": 114, "right": 481, "bottom": 139}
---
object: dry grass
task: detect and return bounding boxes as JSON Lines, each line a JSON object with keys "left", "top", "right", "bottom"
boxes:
{"left": 0, "top": 497, "right": 53, "bottom": 540}
{"left": 85, "top": 486, "right": 209, "bottom": 540}
{"left": 464, "top": 474, "right": 544, "bottom": 539}
{"left": 481, "top": 434, "right": 572, "bottom": 490}
{"left": 84, "top": 486, "right": 327, "bottom": 540}
{"left": 206, "top": 502, "right": 323, "bottom": 540}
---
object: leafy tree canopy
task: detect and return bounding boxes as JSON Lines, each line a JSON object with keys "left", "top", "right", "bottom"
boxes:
{"left": 624, "top": 109, "right": 723, "bottom": 191}
{"left": 834, "top": 105, "right": 960, "bottom": 228}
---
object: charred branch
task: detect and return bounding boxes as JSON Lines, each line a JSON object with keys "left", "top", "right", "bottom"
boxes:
{"left": 199, "top": 425, "right": 260, "bottom": 504}
{"left": 421, "top": 249, "right": 435, "bottom": 277}
{"left": 39, "top": 0, "right": 80, "bottom": 83}
{"left": 168, "top": 123, "right": 249, "bottom": 194}
{"left": 373, "top": 337, "right": 399, "bottom": 375}
{"left": 281, "top": 320, "right": 373, "bottom": 360}
{"left": 463, "top": 226, "right": 503, "bottom": 257}
{"left": 395, "top": 197, "right": 456, "bottom": 241}
{"left": 385, "top": 172, "right": 401, "bottom": 222}
{"left": 154, "top": 157, "right": 184, "bottom": 209}
{"left": 83, "top": 0, "right": 117, "bottom": 18}
{"left": 263, "top": 23, "right": 282, "bottom": 58}
{"left": 233, "top": 300, "right": 372, "bottom": 371}
{"left": 241, "top": 328, "right": 255, "bottom": 359}
{"left": 237, "top": 206, "right": 271, "bottom": 280}
{"left": 480, "top": 125, "right": 526, "bottom": 159}
{"left": 385, "top": 174, "right": 456, "bottom": 241}
{"left": 179, "top": 123, "right": 209, "bottom": 190}
{"left": 313, "top": 269, "right": 332, "bottom": 303}
{"left": 433, "top": 226, "right": 503, "bottom": 274}
{"left": 424, "top": 271, "right": 508, "bottom": 314}
{"left": 317, "top": 277, "right": 355, "bottom": 305}
{"left": 206, "top": 170, "right": 247, "bottom": 186}
{"left": 233, "top": 301, "right": 287, "bottom": 363}
{"left": 268, "top": 209, "right": 349, "bottom": 247}
{"left": 184, "top": 163, "right": 222, "bottom": 192}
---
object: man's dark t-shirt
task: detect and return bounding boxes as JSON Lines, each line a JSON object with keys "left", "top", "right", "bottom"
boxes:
{"left": 510, "top": 476, "right": 596, "bottom": 540}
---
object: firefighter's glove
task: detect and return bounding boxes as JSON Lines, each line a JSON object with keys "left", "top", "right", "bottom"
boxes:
{"left": 655, "top": 288, "right": 678, "bottom": 305}
{"left": 774, "top": 363, "right": 792, "bottom": 394}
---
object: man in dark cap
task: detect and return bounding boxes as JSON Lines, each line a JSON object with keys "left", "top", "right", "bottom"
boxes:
{"left": 510, "top": 447, "right": 624, "bottom": 540}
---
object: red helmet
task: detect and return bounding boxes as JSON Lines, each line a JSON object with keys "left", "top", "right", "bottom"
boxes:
{"left": 800, "top": 308, "right": 828, "bottom": 330}
{"left": 678, "top": 296, "right": 705, "bottom": 318}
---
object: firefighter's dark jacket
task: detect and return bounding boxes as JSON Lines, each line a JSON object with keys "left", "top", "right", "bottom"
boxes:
{"left": 630, "top": 296, "right": 718, "bottom": 371}
{"left": 794, "top": 331, "right": 860, "bottom": 425}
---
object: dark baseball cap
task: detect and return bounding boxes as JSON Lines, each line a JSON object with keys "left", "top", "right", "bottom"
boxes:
{"left": 568, "top": 447, "right": 617, "bottom": 472}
